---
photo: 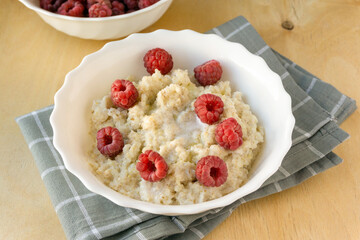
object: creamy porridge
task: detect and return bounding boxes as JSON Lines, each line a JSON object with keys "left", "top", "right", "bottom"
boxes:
{"left": 88, "top": 69, "right": 264, "bottom": 205}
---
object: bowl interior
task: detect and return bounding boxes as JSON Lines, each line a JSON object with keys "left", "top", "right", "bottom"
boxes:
{"left": 51, "top": 30, "right": 294, "bottom": 215}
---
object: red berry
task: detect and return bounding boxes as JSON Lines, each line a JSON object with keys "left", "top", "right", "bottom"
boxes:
{"left": 124, "top": 0, "right": 138, "bottom": 9}
{"left": 86, "top": 0, "right": 95, "bottom": 8}
{"left": 194, "top": 94, "right": 224, "bottom": 125}
{"left": 96, "top": 127, "right": 124, "bottom": 158}
{"left": 143, "top": 48, "right": 173, "bottom": 75}
{"left": 88, "top": 2, "right": 112, "bottom": 17}
{"left": 111, "top": 1, "right": 125, "bottom": 15}
{"left": 138, "top": 0, "right": 159, "bottom": 9}
{"left": 40, "top": 0, "right": 66, "bottom": 12}
{"left": 111, "top": 79, "right": 139, "bottom": 109}
{"left": 57, "top": 0, "right": 85, "bottom": 16}
{"left": 215, "top": 118, "right": 243, "bottom": 150}
{"left": 87, "top": 0, "right": 111, "bottom": 9}
{"left": 136, "top": 150, "right": 168, "bottom": 182}
{"left": 195, "top": 156, "right": 228, "bottom": 187}
{"left": 194, "top": 60, "right": 223, "bottom": 86}
{"left": 86, "top": 0, "right": 97, "bottom": 9}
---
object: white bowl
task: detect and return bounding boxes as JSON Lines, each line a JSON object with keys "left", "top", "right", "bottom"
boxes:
{"left": 19, "top": 0, "right": 173, "bottom": 40}
{"left": 50, "top": 30, "right": 295, "bottom": 215}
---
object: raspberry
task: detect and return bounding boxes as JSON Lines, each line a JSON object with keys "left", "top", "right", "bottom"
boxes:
{"left": 194, "top": 60, "right": 223, "bottom": 86}
{"left": 136, "top": 150, "right": 168, "bottom": 182}
{"left": 86, "top": 0, "right": 111, "bottom": 9}
{"left": 111, "top": 1, "right": 125, "bottom": 15}
{"left": 194, "top": 94, "right": 224, "bottom": 125}
{"left": 111, "top": 79, "right": 139, "bottom": 109}
{"left": 215, "top": 118, "right": 243, "bottom": 150}
{"left": 195, "top": 156, "right": 228, "bottom": 187}
{"left": 96, "top": 127, "right": 124, "bottom": 158}
{"left": 138, "top": 0, "right": 159, "bottom": 9}
{"left": 143, "top": 48, "right": 173, "bottom": 75}
{"left": 86, "top": 0, "right": 96, "bottom": 9}
{"left": 124, "top": 0, "right": 138, "bottom": 9}
{"left": 40, "top": 0, "right": 66, "bottom": 12}
{"left": 88, "top": 2, "right": 112, "bottom": 17}
{"left": 57, "top": 0, "right": 85, "bottom": 16}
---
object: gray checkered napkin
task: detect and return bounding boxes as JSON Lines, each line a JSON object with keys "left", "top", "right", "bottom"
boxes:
{"left": 16, "top": 16, "right": 356, "bottom": 240}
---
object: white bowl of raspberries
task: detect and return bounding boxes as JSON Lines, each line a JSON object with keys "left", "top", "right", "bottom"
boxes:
{"left": 19, "top": 0, "right": 173, "bottom": 40}
{"left": 50, "top": 30, "right": 295, "bottom": 215}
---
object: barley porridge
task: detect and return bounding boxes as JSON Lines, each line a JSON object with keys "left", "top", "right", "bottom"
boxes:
{"left": 88, "top": 69, "right": 264, "bottom": 205}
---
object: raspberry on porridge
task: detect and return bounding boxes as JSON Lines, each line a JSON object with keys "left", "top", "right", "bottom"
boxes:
{"left": 143, "top": 48, "right": 173, "bottom": 75}
{"left": 194, "top": 59, "right": 223, "bottom": 86}
{"left": 136, "top": 150, "right": 168, "bottom": 182}
{"left": 96, "top": 126, "right": 124, "bottom": 158}
{"left": 196, "top": 155, "right": 228, "bottom": 187}
{"left": 111, "top": 79, "right": 139, "bottom": 109}
{"left": 194, "top": 93, "right": 224, "bottom": 125}
{"left": 215, "top": 117, "right": 243, "bottom": 150}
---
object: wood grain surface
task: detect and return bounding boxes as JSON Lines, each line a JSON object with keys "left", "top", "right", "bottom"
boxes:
{"left": 1, "top": 0, "right": 359, "bottom": 239}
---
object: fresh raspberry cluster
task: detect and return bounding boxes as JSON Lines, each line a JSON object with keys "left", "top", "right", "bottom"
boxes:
{"left": 96, "top": 126, "right": 124, "bottom": 158}
{"left": 40, "top": 0, "right": 159, "bottom": 17}
{"left": 195, "top": 156, "right": 228, "bottom": 187}
{"left": 136, "top": 150, "right": 168, "bottom": 182}
{"left": 194, "top": 93, "right": 224, "bottom": 125}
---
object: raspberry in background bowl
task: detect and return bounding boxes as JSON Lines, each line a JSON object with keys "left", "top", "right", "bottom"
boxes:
{"left": 19, "top": 0, "right": 173, "bottom": 40}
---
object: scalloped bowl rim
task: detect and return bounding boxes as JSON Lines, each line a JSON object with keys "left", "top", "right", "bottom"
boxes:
{"left": 19, "top": 0, "right": 171, "bottom": 22}
{"left": 50, "top": 29, "right": 295, "bottom": 215}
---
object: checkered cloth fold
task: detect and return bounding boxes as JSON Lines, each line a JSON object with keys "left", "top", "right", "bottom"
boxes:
{"left": 16, "top": 16, "right": 356, "bottom": 240}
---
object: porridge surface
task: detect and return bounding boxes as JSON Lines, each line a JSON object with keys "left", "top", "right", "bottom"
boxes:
{"left": 89, "top": 69, "right": 264, "bottom": 205}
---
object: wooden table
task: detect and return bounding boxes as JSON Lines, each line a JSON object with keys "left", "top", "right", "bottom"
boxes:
{"left": 1, "top": 0, "right": 359, "bottom": 239}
